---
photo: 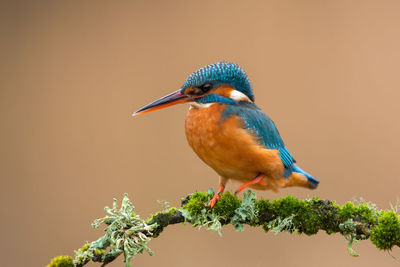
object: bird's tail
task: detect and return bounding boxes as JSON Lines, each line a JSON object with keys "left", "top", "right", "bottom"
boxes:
{"left": 291, "top": 164, "right": 319, "bottom": 189}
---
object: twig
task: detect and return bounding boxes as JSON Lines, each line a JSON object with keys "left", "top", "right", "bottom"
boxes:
{"left": 47, "top": 190, "right": 400, "bottom": 267}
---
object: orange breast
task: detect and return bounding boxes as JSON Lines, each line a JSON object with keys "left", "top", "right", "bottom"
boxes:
{"left": 185, "top": 103, "right": 284, "bottom": 185}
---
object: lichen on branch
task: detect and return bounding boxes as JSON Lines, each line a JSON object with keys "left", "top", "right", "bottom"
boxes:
{"left": 48, "top": 191, "right": 400, "bottom": 267}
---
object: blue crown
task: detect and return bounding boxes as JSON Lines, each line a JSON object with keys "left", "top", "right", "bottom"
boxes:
{"left": 181, "top": 62, "right": 254, "bottom": 101}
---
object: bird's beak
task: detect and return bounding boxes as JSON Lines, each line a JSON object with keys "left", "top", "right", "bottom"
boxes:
{"left": 132, "top": 89, "right": 194, "bottom": 117}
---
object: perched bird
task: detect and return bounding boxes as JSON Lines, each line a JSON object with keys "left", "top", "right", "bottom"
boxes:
{"left": 133, "top": 62, "right": 319, "bottom": 207}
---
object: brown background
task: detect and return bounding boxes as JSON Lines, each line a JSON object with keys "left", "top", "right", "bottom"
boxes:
{"left": 2, "top": 1, "right": 400, "bottom": 266}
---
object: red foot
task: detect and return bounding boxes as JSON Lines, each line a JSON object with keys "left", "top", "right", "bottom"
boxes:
{"left": 208, "top": 185, "right": 225, "bottom": 208}
{"left": 209, "top": 194, "right": 220, "bottom": 208}
{"left": 235, "top": 173, "right": 266, "bottom": 196}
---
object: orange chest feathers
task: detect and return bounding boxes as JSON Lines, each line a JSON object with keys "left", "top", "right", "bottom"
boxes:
{"left": 184, "top": 103, "right": 283, "bottom": 181}
{"left": 185, "top": 103, "right": 228, "bottom": 162}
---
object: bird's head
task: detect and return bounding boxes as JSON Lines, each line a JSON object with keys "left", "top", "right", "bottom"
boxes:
{"left": 133, "top": 62, "right": 253, "bottom": 116}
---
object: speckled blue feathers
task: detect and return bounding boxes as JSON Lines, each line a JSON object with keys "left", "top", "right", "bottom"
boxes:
{"left": 181, "top": 62, "right": 254, "bottom": 101}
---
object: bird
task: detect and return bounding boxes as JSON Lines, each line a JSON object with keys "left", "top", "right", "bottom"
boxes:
{"left": 133, "top": 62, "right": 319, "bottom": 207}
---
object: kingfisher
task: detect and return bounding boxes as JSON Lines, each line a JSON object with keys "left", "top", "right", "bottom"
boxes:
{"left": 133, "top": 62, "right": 319, "bottom": 207}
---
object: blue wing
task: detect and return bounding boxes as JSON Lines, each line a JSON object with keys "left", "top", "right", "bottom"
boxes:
{"left": 223, "top": 102, "right": 295, "bottom": 177}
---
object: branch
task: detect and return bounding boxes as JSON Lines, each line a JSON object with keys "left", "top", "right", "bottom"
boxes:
{"left": 47, "top": 190, "right": 400, "bottom": 267}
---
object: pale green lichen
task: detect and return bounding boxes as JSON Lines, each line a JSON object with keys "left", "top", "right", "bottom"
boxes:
{"left": 339, "top": 219, "right": 360, "bottom": 257}
{"left": 267, "top": 214, "right": 296, "bottom": 235}
{"left": 74, "top": 194, "right": 157, "bottom": 267}
{"left": 230, "top": 190, "right": 257, "bottom": 231}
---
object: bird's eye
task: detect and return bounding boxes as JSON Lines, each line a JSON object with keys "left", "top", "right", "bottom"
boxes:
{"left": 198, "top": 83, "right": 213, "bottom": 93}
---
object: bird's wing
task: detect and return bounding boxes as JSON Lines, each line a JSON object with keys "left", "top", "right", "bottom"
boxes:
{"left": 223, "top": 102, "right": 295, "bottom": 177}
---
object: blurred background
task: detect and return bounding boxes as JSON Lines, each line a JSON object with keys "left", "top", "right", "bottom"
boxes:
{"left": 1, "top": 0, "right": 400, "bottom": 266}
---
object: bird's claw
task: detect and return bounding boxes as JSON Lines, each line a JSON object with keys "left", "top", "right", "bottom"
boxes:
{"left": 208, "top": 194, "right": 221, "bottom": 208}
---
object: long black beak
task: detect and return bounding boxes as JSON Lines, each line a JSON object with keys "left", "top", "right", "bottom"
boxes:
{"left": 132, "top": 90, "right": 193, "bottom": 117}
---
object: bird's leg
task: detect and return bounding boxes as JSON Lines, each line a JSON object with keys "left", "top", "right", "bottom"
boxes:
{"left": 208, "top": 185, "right": 224, "bottom": 208}
{"left": 234, "top": 173, "right": 266, "bottom": 196}
{"left": 208, "top": 176, "right": 228, "bottom": 208}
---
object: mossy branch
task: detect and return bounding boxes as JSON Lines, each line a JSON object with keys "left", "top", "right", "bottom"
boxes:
{"left": 48, "top": 191, "right": 400, "bottom": 267}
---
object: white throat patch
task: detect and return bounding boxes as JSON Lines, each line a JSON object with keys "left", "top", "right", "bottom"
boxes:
{"left": 189, "top": 102, "right": 213, "bottom": 109}
{"left": 229, "top": 90, "right": 252, "bottom": 102}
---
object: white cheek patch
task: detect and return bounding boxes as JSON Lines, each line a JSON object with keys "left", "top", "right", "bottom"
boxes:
{"left": 189, "top": 102, "right": 213, "bottom": 109}
{"left": 230, "top": 90, "right": 252, "bottom": 102}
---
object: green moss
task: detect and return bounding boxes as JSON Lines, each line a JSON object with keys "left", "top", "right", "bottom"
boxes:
{"left": 270, "top": 196, "right": 319, "bottom": 235}
{"left": 312, "top": 200, "right": 340, "bottom": 234}
{"left": 371, "top": 211, "right": 400, "bottom": 250}
{"left": 339, "top": 202, "right": 357, "bottom": 221}
{"left": 47, "top": 256, "right": 74, "bottom": 267}
{"left": 356, "top": 204, "right": 379, "bottom": 225}
{"left": 302, "top": 198, "right": 341, "bottom": 234}
{"left": 260, "top": 196, "right": 341, "bottom": 235}
{"left": 148, "top": 208, "right": 178, "bottom": 225}
{"left": 339, "top": 201, "right": 378, "bottom": 227}
{"left": 183, "top": 191, "right": 213, "bottom": 217}
{"left": 213, "top": 192, "right": 241, "bottom": 219}
{"left": 294, "top": 198, "right": 322, "bottom": 235}
{"left": 49, "top": 191, "right": 400, "bottom": 266}
{"left": 147, "top": 207, "right": 181, "bottom": 237}
{"left": 272, "top": 195, "right": 302, "bottom": 217}
{"left": 255, "top": 198, "right": 274, "bottom": 226}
